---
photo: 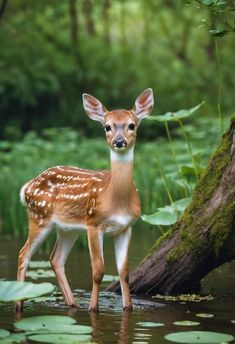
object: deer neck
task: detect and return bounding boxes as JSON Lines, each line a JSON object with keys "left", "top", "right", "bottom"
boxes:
{"left": 107, "top": 148, "right": 134, "bottom": 210}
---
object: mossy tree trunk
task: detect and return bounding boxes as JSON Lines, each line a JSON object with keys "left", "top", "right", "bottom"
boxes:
{"left": 108, "top": 118, "right": 235, "bottom": 295}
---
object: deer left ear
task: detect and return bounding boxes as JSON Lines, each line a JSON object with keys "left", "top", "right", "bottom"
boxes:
{"left": 133, "top": 88, "right": 154, "bottom": 120}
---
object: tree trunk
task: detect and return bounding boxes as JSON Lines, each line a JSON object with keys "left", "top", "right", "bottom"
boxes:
{"left": 108, "top": 118, "right": 235, "bottom": 295}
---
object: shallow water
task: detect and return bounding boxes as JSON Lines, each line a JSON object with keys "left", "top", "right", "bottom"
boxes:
{"left": 0, "top": 226, "right": 235, "bottom": 343}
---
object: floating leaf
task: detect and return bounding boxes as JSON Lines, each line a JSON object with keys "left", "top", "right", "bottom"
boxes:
{"left": 148, "top": 103, "right": 204, "bottom": 123}
{"left": 29, "top": 261, "right": 51, "bottom": 269}
{"left": 165, "top": 331, "right": 234, "bottom": 343}
{"left": 0, "top": 330, "right": 10, "bottom": 339}
{"left": 173, "top": 321, "right": 200, "bottom": 326}
{"left": 137, "top": 321, "right": 165, "bottom": 328}
{"left": 141, "top": 210, "right": 177, "bottom": 226}
{"left": 28, "top": 333, "right": 92, "bottom": 344}
{"left": 14, "top": 316, "right": 92, "bottom": 335}
{"left": 0, "top": 333, "right": 26, "bottom": 343}
{"left": 26, "top": 269, "right": 55, "bottom": 280}
{"left": 231, "top": 319, "right": 235, "bottom": 324}
{"left": 196, "top": 313, "right": 214, "bottom": 318}
{"left": 102, "top": 275, "right": 119, "bottom": 282}
{"left": 0, "top": 281, "right": 54, "bottom": 302}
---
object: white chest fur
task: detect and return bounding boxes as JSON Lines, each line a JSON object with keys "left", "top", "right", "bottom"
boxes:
{"left": 102, "top": 214, "right": 134, "bottom": 234}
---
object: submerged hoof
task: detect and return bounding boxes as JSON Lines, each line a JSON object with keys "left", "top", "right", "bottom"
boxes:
{"left": 14, "top": 301, "right": 23, "bottom": 313}
{"left": 123, "top": 304, "right": 133, "bottom": 311}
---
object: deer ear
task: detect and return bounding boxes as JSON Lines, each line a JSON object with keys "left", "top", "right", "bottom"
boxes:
{"left": 82, "top": 93, "right": 107, "bottom": 123}
{"left": 133, "top": 88, "right": 154, "bottom": 120}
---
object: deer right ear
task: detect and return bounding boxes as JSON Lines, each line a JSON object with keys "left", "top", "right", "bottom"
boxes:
{"left": 82, "top": 93, "right": 107, "bottom": 123}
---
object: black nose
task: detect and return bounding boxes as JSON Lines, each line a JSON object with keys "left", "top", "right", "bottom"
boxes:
{"left": 113, "top": 136, "right": 127, "bottom": 148}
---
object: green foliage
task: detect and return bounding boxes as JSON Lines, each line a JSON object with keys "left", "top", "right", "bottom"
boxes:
{"left": 0, "top": 0, "right": 234, "bottom": 139}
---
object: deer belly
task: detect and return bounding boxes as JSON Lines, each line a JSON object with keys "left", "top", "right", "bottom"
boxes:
{"left": 103, "top": 214, "right": 134, "bottom": 234}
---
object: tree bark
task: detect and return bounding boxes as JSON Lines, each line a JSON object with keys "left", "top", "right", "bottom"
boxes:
{"left": 108, "top": 118, "right": 235, "bottom": 295}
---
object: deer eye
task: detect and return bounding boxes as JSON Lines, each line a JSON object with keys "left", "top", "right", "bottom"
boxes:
{"left": 128, "top": 123, "right": 135, "bottom": 131}
{"left": 104, "top": 125, "right": 111, "bottom": 132}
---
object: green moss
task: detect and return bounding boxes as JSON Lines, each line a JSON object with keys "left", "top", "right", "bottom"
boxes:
{"left": 166, "top": 118, "right": 235, "bottom": 262}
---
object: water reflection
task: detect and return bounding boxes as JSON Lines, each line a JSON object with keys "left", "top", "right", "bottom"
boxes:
{"left": 90, "top": 310, "right": 132, "bottom": 344}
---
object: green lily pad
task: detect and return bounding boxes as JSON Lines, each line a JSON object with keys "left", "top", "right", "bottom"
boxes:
{"left": 196, "top": 313, "right": 214, "bottom": 318}
{"left": 26, "top": 269, "right": 55, "bottom": 280}
{"left": 165, "top": 331, "right": 234, "bottom": 343}
{"left": 29, "top": 261, "right": 51, "bottom": 269}
{"left": 0, "top": 329, "right": 10, "bottom": 339}
{"left": 28, "top": 333, "right": 92, "bottom": 344}
{"left": 0, "top": 281, "right": 54, "bottom": 302}
{"left": 102, "top": 275, "right": 119, "bottom": 282}
{"left": 14, "top": 316, "right": 92, "bottom": 335}
{"left": 137, "top": 321, "right": 165, "bottom": 328}
{"left": 0, "top": 333, "right": 26, "bottom": 343}
{"left": 231, "top": 319, "right": 235, "bottom": 323}
{"left": 14, "top": 315, "right": 76, "bottom": 331}
{"left": 173, "top": 321, "right": 200, "bottom": 326}
{"left": 29, "top": 296, "right": 57, "bottom": 303}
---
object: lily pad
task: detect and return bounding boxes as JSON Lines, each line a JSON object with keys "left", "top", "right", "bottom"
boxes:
{"left": 173, "top": 321, "right": 200, "bottom": 326}
{"left": 0, "top": 329, "right": 10, "bottom": 339}
{"left": 0, "top": 281, "right": 54, "bottom": 302}
{"left": 102, "top": 275, "right": 119, "bottom": 282}
{"left": 29, "top": 261, "right": 51, "bottom": 269}
{"left": 196, "top": 313, "right": 214, "bottom": 318}
{"left": 231, "top": 319, "right": 235, "bottom": 323}
{"left": 26, "top": 269, "right": 55, "bottom": 280}
{"left": 0, "top": 333, "right": 26, "bottom": 343}
{"left": 14, "top": 315, "right": 76, "bottom": 331}
{"left": 14, "top": 315, "right": 92, "bottom": 335}
{"left": 137, "top": 321, "right": 165, "bottom": 328}
{"left": 165, "top": 331, "right": 234, "bottom": 343}
{"left": 28, "top": 333, "right": 92, "bottom": 344}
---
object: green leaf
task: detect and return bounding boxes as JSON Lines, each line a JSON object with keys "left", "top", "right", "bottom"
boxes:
{"left": 141, "top": 210, "right": 177, "bottom": 225}
{"left": 28, "top": 334, "right": 92, "bottom": 344}
{"left": 137, "top": 321, "right": 165, "bottom": 327}
{"left": 14, "top": 316, "right": 77, "bottom": 332}
{"left": 102, "top": 275, "right": 119, "bottom": 283}
{"left": 0, "top": 281, "right": 54, "bottom": 302}
{"left": 164, "top": 331, "right": 234, "bottom": 343}
{"left": 173, "top": 320, "right": 200, "bottom": 326}
{"left": 26, "top": 269, "right": 55, "bottom": 280}
{"left": 14, "top": 316, "right": 92, "bottom": 335}
{"left": 148, "top": 102, "right": 204, "bottom": 123}
{"left": 196, "top": 313, "right": 214, "bottom": 318}
{"left": 209, "top": 29, "right": 227, "bottom": 37}
{"left": 29, "top": 261, "right": 51, "bottom": 269}
{"left": 173, "top": 197, "right": 192, "bottom": 212}
{"left": 0, "top": 330, "right": 10, "bottom": 339}
{"left": 0, "top": 333, "right": 26, "bottom": 343}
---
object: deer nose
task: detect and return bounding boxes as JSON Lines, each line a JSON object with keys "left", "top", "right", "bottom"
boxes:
{"left": 113, "top": 136, "right": 127, "bottom": 148}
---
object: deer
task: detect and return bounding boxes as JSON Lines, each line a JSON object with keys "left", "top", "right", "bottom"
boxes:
{"left": 15, "top": 88, "right": 154, "bottom": 313}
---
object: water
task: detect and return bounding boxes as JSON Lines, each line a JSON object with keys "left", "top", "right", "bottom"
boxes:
{"left": 0, "top": 226, "right": 235, "bottom": 343}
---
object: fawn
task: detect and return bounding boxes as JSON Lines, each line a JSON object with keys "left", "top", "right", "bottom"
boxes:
{"left": 15, "top": 88, "right": 154, "bottom": 312}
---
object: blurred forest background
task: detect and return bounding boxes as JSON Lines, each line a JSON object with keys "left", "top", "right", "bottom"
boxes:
{"left": 0, "top": 0, "right": 235, "bottom": 239}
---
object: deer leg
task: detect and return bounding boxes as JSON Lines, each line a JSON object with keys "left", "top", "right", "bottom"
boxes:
{"left": 114, "top": 227, "right": 132, "bottom": 311}
{"left": 15, "top": 219, "right": 52, "bottom": 312}
{"left": 50, "top": 229, "right": 78, "bottom": 308}
{"left": 87, "top": 228, "right": 104, "bottom": 312}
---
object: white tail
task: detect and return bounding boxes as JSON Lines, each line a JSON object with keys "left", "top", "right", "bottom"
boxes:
{"left": 15, "top": 89, "right": 154, "bottom": 312}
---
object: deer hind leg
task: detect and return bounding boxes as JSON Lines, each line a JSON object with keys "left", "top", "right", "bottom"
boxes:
{"left": 114, "top": 227, "right": 132, "bottom": 311}
{"left": 87, "top": 228, "right": 104, "bottom": 312}
{"left": 15, "top": 217, "right": 52, "bottom": 312}
{"left": 50, "top": 229, "right": 78, "bottom": 308}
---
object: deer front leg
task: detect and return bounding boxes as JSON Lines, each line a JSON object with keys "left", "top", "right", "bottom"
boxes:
{"left": 114, "top": 227, "right": 132, "bottom": 311}
{"left": 87, "top": 228, "right": 104, "bottom": 312}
